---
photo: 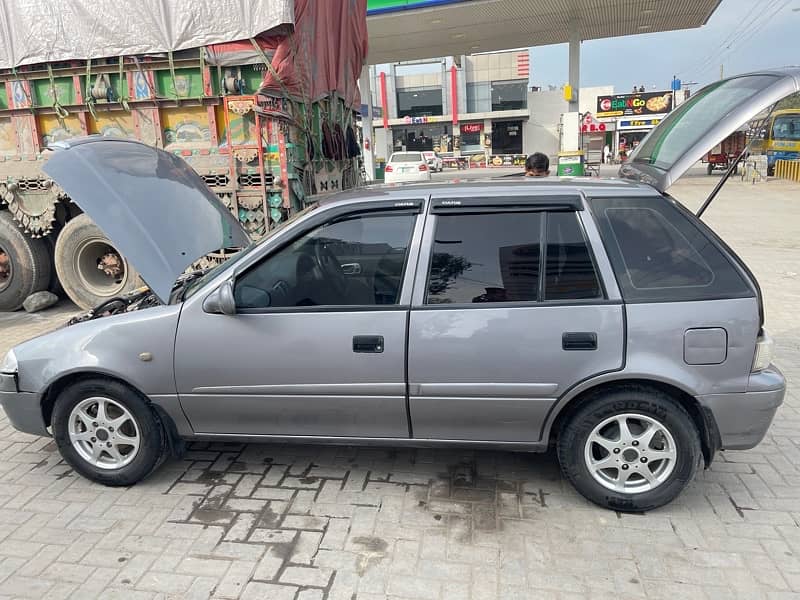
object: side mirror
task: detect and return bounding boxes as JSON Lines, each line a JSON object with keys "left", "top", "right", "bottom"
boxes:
{"left": 203, "top": 279, "right": 236, "bottom": 315}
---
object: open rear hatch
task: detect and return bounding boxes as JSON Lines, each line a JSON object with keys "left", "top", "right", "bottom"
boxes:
{"left": 619, "top": 68, "right": 800, "bottom": 192}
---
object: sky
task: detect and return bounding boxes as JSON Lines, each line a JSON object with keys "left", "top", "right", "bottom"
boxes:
{"left": 531, "top": 0, "right": 800, "bottom": 93}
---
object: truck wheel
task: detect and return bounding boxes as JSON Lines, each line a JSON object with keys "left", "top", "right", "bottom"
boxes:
{"left": 54, "top": 214, "right": 143, "bottom": 310}
{"left": 557, "top": 386, "right": 701, "bottom": 512}
{"left": 0, "top": 211, "right": 52, "bottom": 311}
{"left": 706, "top": 163, "right": 714, "bottom": 175}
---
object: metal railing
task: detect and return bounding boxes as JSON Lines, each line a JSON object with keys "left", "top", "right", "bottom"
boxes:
{"left": 775, "top": 159, "right": 800, "bottom": 183}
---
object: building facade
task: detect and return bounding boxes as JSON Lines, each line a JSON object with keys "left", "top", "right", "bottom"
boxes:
{"left": 372, "top": 51, "right": 531, "bottom": 166}
{"left": 370, "top": 51, "right": 613, "bottom": 167}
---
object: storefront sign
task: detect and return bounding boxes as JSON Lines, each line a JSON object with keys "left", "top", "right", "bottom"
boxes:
{"left": 581, "top": 112, "right": 606, "bottom": 133}
{"left": 490, "top": 154, "right": 527, "bottom": 167}
{"left": 619, "top": 118, "right": 662, "bottom": 129}
{"left": 402, "top": 115, "right": 444, "bottom": 125}
{"left": 461, "top": 123, "right": 482, "bottom": 133}
{"left": 596, "top": 91, "right": 673, "bottom": 118}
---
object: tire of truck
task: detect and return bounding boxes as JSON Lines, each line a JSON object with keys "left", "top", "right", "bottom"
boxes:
{"left": 54, "top": 214, "right": 143, "bottom": 310}
{"left": 0, "top": 211, "right": 53, "bottom": 311}
{"left": 706, "top": 163, "right": 714, "bottom": 175}
{"left": 43, "top": 234, "right": 64, "bottom": 298}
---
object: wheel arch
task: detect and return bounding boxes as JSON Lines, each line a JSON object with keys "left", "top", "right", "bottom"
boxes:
{"left": 41, "top": 370, "right": 146, "bottom": 429}
{"left": 547, "top": 377, "right": 720, "bottom": 468}
{"left": 41, "top": 369, "right": 185, "bottom": 458}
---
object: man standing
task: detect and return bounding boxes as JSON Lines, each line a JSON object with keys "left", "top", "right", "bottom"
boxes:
{"left": 524, "top": 153, "right": 550, "bottom": 177}
{"left": 603, "top": 144, "right": 611, "bottom": 164}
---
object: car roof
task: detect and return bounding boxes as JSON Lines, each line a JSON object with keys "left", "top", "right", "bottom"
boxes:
{"left": 314, "top": 177, "right": 663, "bottom": 207}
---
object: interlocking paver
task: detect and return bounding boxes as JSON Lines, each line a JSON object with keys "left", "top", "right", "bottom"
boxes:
{"left": 2, "top": 172, "right": 800, "bottom": 598}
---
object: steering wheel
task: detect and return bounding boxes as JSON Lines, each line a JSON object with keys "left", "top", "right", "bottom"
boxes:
{"left": 313, "top": 241, "right": 348, "bottom": 300}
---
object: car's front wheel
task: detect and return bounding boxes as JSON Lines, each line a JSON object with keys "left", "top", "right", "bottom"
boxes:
{"left": 557, "top": 386, "right": 701, "bottom": 512}
{"left": 52, "top": 378, "right": 167, "bottom": 486}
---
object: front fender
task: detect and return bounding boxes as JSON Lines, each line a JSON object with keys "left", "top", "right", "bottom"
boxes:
{"left": 12, "top": 304, "right": 181, "bottom": 397}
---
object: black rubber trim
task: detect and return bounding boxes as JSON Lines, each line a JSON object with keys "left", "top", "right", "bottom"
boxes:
{"left": 430, "top": 195, "right": 582, "bottom": 213}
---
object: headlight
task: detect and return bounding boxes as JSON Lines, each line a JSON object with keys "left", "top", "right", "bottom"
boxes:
{"left": 0, "top": 349, "right": 18, "bottom": 374}
{"left": 752, "top": 332, "right": 774, "bottom": 372}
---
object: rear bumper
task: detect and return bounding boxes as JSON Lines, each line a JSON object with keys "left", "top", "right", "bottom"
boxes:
{"left": 697, "top": 365, "right": 785, "bottom": 450}
{"left": 0, "top": 374, "right": 48, "bottom": 437}
{"left": 384, "top": 172, "right": 431, "bottom": 183}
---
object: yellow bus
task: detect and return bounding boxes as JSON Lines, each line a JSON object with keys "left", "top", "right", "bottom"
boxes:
{"left": 765, "top": 109, "right": 800, "bottom": 174}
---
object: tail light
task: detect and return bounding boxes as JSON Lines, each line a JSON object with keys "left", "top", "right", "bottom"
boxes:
{"left": 385, "top": 165, "right": 393, "bottom": 172}
{"left": 752, "top": 330, "right": 774, "bottom": 372}
{"left": 419, "top": 164, "right": 428, "bottom": 171}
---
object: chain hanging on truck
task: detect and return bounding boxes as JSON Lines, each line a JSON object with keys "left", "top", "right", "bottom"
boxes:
{"left": 0, "top": 179, "right": 62, "bottom": 237}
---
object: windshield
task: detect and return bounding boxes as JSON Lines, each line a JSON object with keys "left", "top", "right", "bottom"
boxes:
{"left": 181, "top": 202, "right": 320, "bottom": 300}
{"left": 772, "top": 114, "right": 800, "bottom": 141}
{"left": 631, "top": 74, "right": 781, "bottom": 170}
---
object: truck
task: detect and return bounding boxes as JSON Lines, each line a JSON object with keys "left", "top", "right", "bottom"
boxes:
{"left": 703, "top": 130, "right": 748, "bottom": 175}
{"left": 763, "top": 109, "right": 800, "bottom": 175}
{"left": 0, "top": 0, "right": 368, "bottom": 310}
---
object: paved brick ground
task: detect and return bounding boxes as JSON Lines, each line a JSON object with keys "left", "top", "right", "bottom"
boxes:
{"left": 1, "top": 170, "right": 800, "bottom": 599}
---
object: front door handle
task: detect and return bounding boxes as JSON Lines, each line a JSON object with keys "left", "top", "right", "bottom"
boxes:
{"left": 353, "top": 335, "right": 384, "bottom": 353}
{"left": 562, "top": 332, "right": 597, "bottom": 351}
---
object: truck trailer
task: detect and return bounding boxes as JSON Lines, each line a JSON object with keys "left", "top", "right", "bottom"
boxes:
{"left": 0, "top": 0, "right": 368, "bottom": 310}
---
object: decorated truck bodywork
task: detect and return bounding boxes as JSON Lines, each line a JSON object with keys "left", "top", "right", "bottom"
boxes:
{"left": 0, "top": 0, "right": 368, "bottom": 310}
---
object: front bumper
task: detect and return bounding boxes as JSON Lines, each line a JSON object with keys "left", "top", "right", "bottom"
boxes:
{"left": 0, "top": 373, "right": 48, "bottom": 437}
{"left": 698, "top": 365, "right": 785, "bottom": 450}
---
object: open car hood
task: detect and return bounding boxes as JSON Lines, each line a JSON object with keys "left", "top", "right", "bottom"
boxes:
{"left": 620, "top": 68, "right": 800, "bottom": 192}
{"left": 43, "top": 138, "right": 251, "bottom": 303}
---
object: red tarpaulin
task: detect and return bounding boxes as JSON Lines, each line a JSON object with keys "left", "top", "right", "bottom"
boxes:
{"left": 208, "top": 0, "right": 368, "bottom": 108}
{"left": 260, "top": 0, "right": 368, "bottom": 107}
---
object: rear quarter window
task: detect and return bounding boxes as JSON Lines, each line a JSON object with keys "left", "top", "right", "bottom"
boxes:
{"left": 590, "top": 196, "right": 754, "bottom": 302}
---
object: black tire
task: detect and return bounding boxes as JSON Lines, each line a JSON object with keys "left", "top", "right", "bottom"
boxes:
{"left": 706, "top": 163, "right": 714, "bottom": 175}
{"left": 0, "top": 211, "right": 52, "bottom": 311}
{"left": 43, "top": 234, "right": 64, "bottom": 298}
{"left": 52, "top": 378, "right": 167, "bottom": 486}
{"left": 54, "top": 214, "right": 143, "bottom": 310}
{"left": 557, "top": 386, "right": 701, "bottom": 512}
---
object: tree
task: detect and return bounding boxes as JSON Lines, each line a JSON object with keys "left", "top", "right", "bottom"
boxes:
{"left": 776, "top": 92, "right": 800, "bottom": 110}
{"left": 427, "top": 252, "right": 472, "bottom": 302}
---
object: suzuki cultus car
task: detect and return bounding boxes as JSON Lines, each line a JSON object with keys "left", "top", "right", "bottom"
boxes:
{"left": 2, "top": 69, "right": 796, "bottom": 511}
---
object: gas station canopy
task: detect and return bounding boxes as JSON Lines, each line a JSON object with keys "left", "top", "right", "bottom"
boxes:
{"left": 366, "top": 0, "right": 721, "bottom": 64}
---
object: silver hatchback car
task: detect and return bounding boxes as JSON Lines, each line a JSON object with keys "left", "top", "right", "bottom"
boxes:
{"left": 1, "top": 69, "right": 796, "bottom": 512}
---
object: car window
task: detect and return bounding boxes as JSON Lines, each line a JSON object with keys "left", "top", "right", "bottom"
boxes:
{"left": 426, "top": 212, "right": 541, "bottom": 304}
{"left": 591, "top": 197, "right": 754, "bottom": 302}
{"left": 391, "top": 152, "right": 423, "bottom": 163}
{"left": 545, "top": 212, "right": 601, "bottom": 300}
{"left": 234, "top": 212, "right": 416, "bottom": 309}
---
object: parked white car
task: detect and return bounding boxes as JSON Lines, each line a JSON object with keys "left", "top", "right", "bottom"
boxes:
{"left": 422, "top": 151, "right": 443, "bottom": 172}
{"left": 384, "top": 152, "right": 431, "bottom": 183}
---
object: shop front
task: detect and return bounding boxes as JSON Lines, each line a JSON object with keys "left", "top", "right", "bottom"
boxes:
{"left": 460, "top": 122, "right": 484, "bottom": 154}
{"left": 596, "top": 90, "right": 673, "bottom": 160}
{"left": 489, "top": 119, "right": 524, "bottom": 167}
{"left": 391, "top": 115, "right": 451, "bottom": 153}
{"left": 616, "top": 117, "right": 665, "bottom": 159}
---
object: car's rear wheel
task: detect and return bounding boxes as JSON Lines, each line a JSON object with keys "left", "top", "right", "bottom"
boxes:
{"left": 52, "top": 378, "right": 167, "bottom": 486}
{"left": 557, "top": 386, "right": 701, "bottom": 512}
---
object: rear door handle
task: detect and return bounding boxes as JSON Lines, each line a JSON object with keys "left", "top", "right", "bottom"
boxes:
{"left": 562, "top": 332, "right": 597, "bottom": 351}
{"left": 353, "top": 335, "right": 384, "bottom": 353}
